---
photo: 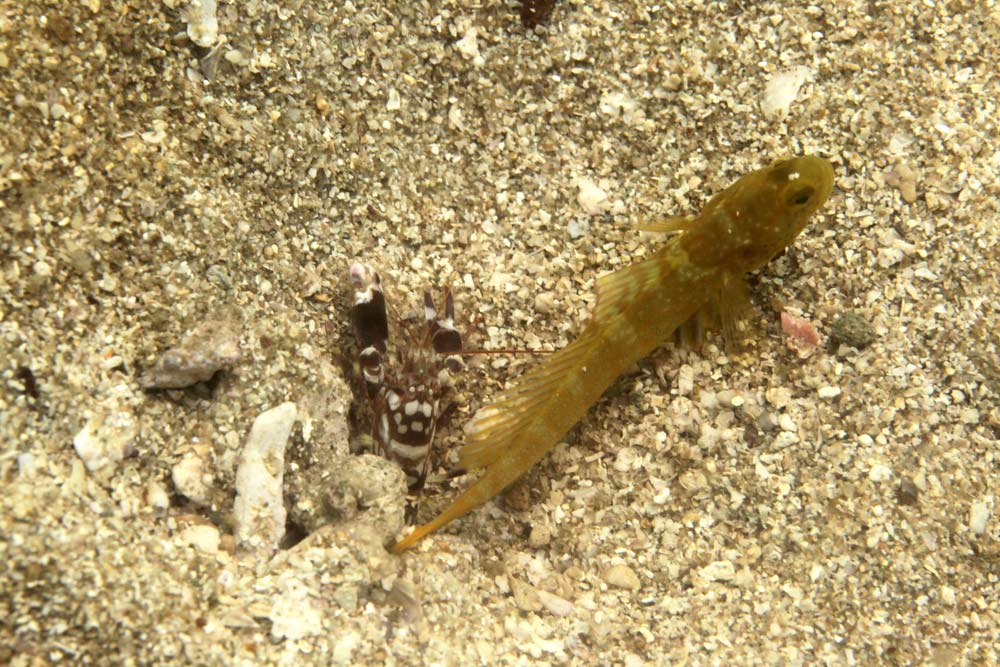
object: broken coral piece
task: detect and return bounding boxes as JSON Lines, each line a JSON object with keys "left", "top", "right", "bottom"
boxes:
{"left": 233, "top": 402, "right": 298, "bottom": 554}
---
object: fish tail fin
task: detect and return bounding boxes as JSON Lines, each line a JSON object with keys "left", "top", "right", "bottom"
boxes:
{"left": 391, "top": 456, "right": 519, "bottom": 553}
{"left": 457, "top": 327, "right": 600, "bottom": 471}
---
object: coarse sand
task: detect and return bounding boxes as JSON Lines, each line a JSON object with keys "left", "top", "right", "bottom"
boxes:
{"left": 1, "top": 2, "right": 998, "bottom": 665}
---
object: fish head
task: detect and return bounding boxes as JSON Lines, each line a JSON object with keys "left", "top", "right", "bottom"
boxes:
{"left": 737, "top": 155, "right": 835, "bottom": 271}
{"left": 689, "top": 155, "right": 835, "bottom": 274}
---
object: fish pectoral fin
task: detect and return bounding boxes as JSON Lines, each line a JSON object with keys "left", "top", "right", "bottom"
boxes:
{"left": 717, "top": 273, "right": 755, "bottom": 355}
{"left": 673, "top": 301, "right": 719, "bottom": 350}
{"left": 635, "top": 216, "right": 695, "bottom": 234}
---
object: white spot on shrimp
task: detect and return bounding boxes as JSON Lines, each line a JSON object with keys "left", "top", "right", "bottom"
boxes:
{"left": 404, "top": 400, "right": 419, "bottom": 416}
{"left": 386, "top": 391, "right": 401, "bottom": 411}
{"left": 391, "top": 440, "right": 430, "bottom": 460}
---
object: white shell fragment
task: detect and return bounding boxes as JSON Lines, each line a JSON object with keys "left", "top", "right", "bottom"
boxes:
{"left": 180, "top": 524, "right": 220, "bottom": 554}
{"left": 184, "top": 0, "right": 219, "bottom": 48}
{"left": 233, "top": 402, "right": 298, "bottom": 553}
{"left": 269, "top": 578, "right": 324, "bottom": 640}
{"left": 604, "top": 563, "right": 641, "bottom": 591}
{"left": 536, "top": 590, "right": 574, "bottom": 617}
{"left": 140, "top": 319, "right": 242, "bottom": 389}
{"left": 386, "top": 87, "right": 401, "bottom": 111}
{"left": 575, "top": 177, "right": 610, "bottom": 215}
{"left": 969, "top": 499, "right": 990, "bottom": 535}
{"left": 868, "top": 464, "right": 892, "bottom": 483}
{"left": 698, "top": 560, "right": 736, "bottom": 582}
{"left": 171, "top": 446, "right": 213, "bottom": 505}
{"left": 455, "top": 27, "right": 480, "bottom": 61}
{"left": 72, "top": 384, "right": 138, "bottom": 472}
{"left": 599, "top": 91, "right": 643, "bottom": 125}
{"left": 761, "top": 66, "right": 813, "bottom": 120}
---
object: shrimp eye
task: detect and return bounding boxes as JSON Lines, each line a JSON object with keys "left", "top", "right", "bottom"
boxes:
{"left": 787, "top": 186, "right": 815, "bottom": 206}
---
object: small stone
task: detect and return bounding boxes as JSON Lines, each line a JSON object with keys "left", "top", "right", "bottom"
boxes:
{"left": 233, "top": 402, "right": 298, "bottom": 553}
{"left": 386, "top": 87, "right": 401, "bottom": 111}
{"left": 830, "top": 311, "right": 876, "bottom": 350}
{"left": 528, "top": 523, "right": 552, "bottom": 548}
{"left": 604, "top": 564, "right": 641, "bottom": 591}
{"left": 146, "top": 479, "right": 170, "bottom": 512}
{"left": 180, "top": 524, "right": 220, "bottom": 553}
{"left": 534, "top": 291, "right": 556, "bottom": 315}
{"left": 171, "top": 446, "right": 213, "bottom": 505}
{"left": 454, "top": 28, "right": 480, "bottom": 61}
{"left": 818, "top": 386, "right": 841, "bottom": 399}
{"left": 16, "top": 453, "right": 36, "bottom": 476}
{"left": 896, "top": 477, "right": 919, "bottom": 506}
{"left": 868, "top": 464, "right": 892, "bottom": 483}
{"left": 698, "top": 560, "right": 736, "bottom": 582}
{"left": 969, "top": 499, "right": 990, "bottom": 535}
{"left": 567, "top": 218, "right": 590, "bottom": 239}
{"left": 778, "top": 413, "right": 797, "bottom": 432}
{"left": 536, "top": 589, "right": 574, "bottom": 617}
{"left": 314, "top": 93, "right": 329, "bottom": 115}
{"left": 886, "top": 163, "right": 919, "bottom": 203}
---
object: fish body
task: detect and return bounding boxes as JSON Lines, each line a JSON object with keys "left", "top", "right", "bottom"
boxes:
{"left": 392, "top": 156, "right": 835, "bottom": 552}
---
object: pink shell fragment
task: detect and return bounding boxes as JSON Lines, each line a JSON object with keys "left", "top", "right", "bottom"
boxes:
{"left": 781, "top": 312, "right": 821, "bottom": 359}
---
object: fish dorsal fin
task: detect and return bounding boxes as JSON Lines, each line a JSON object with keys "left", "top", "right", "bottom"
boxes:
{"left": 458, "top": 328, "right": 601, "bottom": 470}
{"left": 593, "top": 240, "right": 681, "bottom": 325}
{"left": 635, "top": 215, "right": 696, "bottom": 234}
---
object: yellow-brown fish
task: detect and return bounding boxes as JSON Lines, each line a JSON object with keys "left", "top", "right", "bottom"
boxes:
{"left": 392, "top": 156, "right": 835, "bottom": 552}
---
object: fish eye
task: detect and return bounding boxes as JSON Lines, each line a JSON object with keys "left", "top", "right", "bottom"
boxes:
{"left": 787, "top": 186, "right": 815, "bottom": 206}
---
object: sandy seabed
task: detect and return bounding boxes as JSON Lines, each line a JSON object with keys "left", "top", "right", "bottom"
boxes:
{"left": 1, "top": 1, "right": 998, "bottom": 665}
